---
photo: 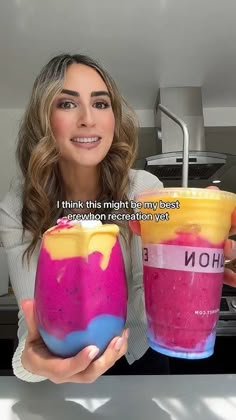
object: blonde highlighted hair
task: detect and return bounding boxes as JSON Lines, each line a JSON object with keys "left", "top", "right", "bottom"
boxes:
{"left": 16, "top": 54, "right": 138, "bottom": 265}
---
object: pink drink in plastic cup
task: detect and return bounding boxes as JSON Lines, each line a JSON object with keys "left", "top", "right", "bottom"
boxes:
{"left": 131, "top": 188, "right": 236, "bottom": 359}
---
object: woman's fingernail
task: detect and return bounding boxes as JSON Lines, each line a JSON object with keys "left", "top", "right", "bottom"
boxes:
{"left": 88, "top": 347, "right": 99, "bottom": 360}
{"left": 114, "top": 337, "right": 124, "bottom": 351}
{"left": 125, "top": 329, "right": 130, "bottom": 339}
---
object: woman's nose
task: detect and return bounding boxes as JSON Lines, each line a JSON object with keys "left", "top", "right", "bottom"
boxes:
{"left": 77, "top": 105, "right": 95, "bottom": 127}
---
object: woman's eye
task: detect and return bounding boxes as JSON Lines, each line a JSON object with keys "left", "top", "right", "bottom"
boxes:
{"left": 94, "top": 101, "right": 110, "bottom": 109}
{"left": 58, "top": 101, "right": 76, "bottom": 110}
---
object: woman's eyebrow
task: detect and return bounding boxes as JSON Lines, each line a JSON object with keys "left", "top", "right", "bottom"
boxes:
{"left": 91, "top": 91, "right": 110, "bottom": 98}
{"left": 61, "top": 89, "right": 110, "bottom": 98}
{"left": 61, "top": 89, "right": 79, "bottom": 97}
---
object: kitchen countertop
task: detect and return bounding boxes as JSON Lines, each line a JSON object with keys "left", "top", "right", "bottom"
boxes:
{"left": 0, "top": 375, "right": 236, "bottom": 419}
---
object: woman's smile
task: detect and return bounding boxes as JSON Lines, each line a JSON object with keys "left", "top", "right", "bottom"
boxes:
{"left": 70, "top": 136, "right": 101, "bottom": 149}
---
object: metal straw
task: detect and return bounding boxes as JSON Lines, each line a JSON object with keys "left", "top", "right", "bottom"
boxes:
{"left": 158, "top": 104, "right": 190, "bottom": 188}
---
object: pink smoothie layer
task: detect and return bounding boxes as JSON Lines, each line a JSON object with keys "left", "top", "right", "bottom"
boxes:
{"left": 35, "top": 240, "right": 127, "bottom": 339}
{"left": 144, "top": 232, "right": 224, "bottom": 352}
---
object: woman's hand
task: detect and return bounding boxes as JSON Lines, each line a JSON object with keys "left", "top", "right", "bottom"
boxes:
{"left": 207, "top": 186, "right": 236, "bottom": 287}
{"left": 20, "top": 299, "right": 128, "bottom": 384}
{"left": 223, "top": 208, "right": 236, "bottom": 287}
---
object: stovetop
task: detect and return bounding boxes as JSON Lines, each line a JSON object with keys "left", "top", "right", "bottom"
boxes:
{"left": 217, "top": 284, "right": 236, "bottom": 335}
{"left": 219, "top": 285, "right": 236, "bottom": 318}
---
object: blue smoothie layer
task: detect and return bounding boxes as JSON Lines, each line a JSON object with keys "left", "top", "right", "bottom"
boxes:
{"left": 148, "top": 331, "right": 216, "bottom": 360}
{"left": 39, "top": 314, "right": 125, "bottom": 357}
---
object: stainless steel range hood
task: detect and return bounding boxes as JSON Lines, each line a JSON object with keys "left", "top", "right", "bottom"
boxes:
{"left": 145, "top": 87, "right": 236, "bottom": 181}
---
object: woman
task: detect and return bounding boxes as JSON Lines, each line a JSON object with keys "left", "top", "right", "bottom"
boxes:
{"left": 0, "top": 53, "right": 167, "bottom": 383}
{"left": 1, "top": 54, "right": 236, "bottom": 383}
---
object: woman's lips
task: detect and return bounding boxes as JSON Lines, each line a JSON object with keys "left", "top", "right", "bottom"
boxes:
{"left": 70, "top": 137, "right": 101, "bottom": 149}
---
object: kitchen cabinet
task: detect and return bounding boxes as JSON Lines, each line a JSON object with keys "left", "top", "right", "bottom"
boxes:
{"left": 0, "top": 295, "right": 18, "bottom": 376}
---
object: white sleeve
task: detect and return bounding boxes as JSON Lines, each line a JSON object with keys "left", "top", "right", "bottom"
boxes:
{"left": 125, "top": 170, "right": 163, "bottom": 363}
{"left": 0, "top": 182, "right": 48, "bottom": 382}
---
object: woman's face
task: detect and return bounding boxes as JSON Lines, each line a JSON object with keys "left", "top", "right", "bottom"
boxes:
{"left": 50, "top": 63, "right": 115, "bottom": 168}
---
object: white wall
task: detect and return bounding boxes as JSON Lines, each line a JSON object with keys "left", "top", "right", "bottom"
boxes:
{"left": 0, "top": 109, "right": 23, "bottom": 200}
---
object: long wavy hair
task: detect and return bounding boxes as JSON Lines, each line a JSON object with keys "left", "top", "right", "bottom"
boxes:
{"left": 16, "top": 54, "right": 139, "bottom": 265}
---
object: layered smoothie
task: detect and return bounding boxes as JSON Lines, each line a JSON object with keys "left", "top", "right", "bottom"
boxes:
{"left": 35, "top": 218, "right": 127, "bottom": 357}
{"left": 135, "top": 188, "right": 236, "bottom": 359}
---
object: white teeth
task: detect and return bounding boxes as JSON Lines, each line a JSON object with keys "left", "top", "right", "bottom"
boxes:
{"left": 71, "top": 137, "right": 100, "bottom": 143}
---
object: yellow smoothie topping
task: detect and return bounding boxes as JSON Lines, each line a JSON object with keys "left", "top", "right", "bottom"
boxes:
{"left": 43, "top": 219, "right": 119, "bottom": 270}
{"left": 136, "top": 188, "right": 236, "bottom": 245}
